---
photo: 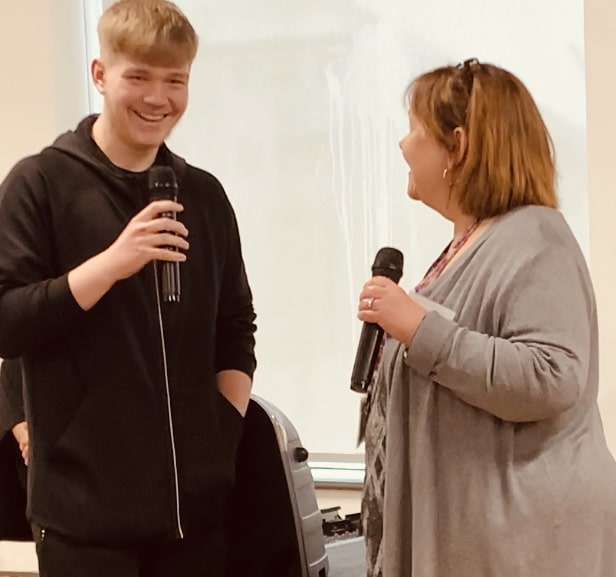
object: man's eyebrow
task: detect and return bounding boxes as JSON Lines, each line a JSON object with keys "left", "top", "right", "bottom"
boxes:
{"left": 124, "top": 67, "right": 150, "bottom": 74}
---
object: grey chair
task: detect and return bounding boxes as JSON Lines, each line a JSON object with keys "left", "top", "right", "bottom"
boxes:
{"left": 225, "top": 395, "right": 328, "bottom": 577}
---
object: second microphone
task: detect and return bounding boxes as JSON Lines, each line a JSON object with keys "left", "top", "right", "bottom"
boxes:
{"left": 350, "top": 247, "right": 404, "bottom": 393}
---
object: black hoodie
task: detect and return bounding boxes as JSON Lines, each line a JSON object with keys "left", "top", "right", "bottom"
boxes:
{"left": 0, "top": 115, "right": 257, "bottom": 544}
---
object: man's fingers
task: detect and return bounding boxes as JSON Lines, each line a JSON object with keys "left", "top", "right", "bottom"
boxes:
{"left": 150, "top": 232, "right": 190, "bottom": 251}
{"left": 153, "top": 247, "right": 188, "bottom": 262}
{"left": 142, "top": 217, "right": 189, "bottom": 237}
{"left": 140, "top": 200, "right": 184, "bottom": 219}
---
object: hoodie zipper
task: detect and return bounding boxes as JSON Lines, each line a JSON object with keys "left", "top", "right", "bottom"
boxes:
{"left": 153, "top": 263, "right": 184, "bottom": 539}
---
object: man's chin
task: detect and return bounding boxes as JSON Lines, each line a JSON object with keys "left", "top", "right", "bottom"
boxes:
{"left": 134, "top": 129, "right": 173, "bottom": 149}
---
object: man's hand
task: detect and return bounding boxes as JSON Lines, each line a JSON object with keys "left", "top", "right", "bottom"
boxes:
{"left": 217, "top": 370, "right": 252, "bottom": 417}
{"left": 11, "top": 421, "right": 29, "bottom": 465}
{"left": 104, "top": 200, "right": 189, "bottom": 281}
{"left": 68, "top": 200, "right": 189, "bottom": 311}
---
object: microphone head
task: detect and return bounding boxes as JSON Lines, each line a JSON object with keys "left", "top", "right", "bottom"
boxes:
{"left": 371, "top": 247, "right": 404, "bottom": 283}
{"left": 148, "top": 166, "right": 178, "bottom": 202}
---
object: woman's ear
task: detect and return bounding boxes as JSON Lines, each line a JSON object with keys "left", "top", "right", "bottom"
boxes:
{"left": 447, "top": 126, "right": 468, "bottom": 169}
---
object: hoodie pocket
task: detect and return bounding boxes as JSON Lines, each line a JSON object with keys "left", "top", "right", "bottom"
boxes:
{"left": 44, "top": 387, "right": 170, "bottom": 539}
{"left": 216, "top": 391, "right": 245, "bottom": 454}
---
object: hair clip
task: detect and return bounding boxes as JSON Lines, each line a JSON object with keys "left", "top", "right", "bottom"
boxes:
{"left": 456, "top": 58, "right": 480, "bottom": 93}
{"left": 457, "top": 57, "right": 480, "bottom": 70}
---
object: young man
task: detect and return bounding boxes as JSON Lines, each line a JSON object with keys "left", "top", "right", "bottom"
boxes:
{"left": 0, "top": 1, "right": 256, "bottom": 575}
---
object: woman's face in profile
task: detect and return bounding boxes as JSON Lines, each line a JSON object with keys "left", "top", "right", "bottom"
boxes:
{"left": 399, "top": 112, "right": 450, "bottom": 210}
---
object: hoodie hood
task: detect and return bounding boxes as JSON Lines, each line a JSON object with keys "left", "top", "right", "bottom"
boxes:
{"left": 49, "top": 114, "right": 187, "bottom": 206}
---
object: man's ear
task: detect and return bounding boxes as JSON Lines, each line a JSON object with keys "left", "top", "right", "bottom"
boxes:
{"left": 447, "top": 126, "right": 468, "bottom": 169}
{"left": 91, "top": 59, "right": 106, "bottom": 94}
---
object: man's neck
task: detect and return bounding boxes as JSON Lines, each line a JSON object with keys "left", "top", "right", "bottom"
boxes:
{"left": 91, "top": 115, "right": 157, "bottom": 173}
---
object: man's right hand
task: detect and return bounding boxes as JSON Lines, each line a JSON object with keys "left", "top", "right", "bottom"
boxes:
{"left": 68, "top": 200, "right": 189, "bottom": 311}
{"left": 104, "top": 200, "right": 189, "bottom": 281}
{"left": 11, "top": 421, "right": 29, "bottom": 465}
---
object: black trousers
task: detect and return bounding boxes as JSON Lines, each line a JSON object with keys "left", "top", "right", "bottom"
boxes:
{"left": 33, "top": 525, "right": 226, "bottom": 577}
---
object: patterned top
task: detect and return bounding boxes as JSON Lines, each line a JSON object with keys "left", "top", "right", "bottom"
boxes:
{"left": 362, "top": 218, "right": 481, "bottom": 577}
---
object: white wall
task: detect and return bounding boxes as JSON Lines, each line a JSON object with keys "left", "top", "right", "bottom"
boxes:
{"left": 0, "top": 0, "right": 612, "bottom": 453}
{"left": 168, "top": 0, "right": 588, "bottom": 455}
{"left": 8, "top": 0, "right": 599, "bottom": 458}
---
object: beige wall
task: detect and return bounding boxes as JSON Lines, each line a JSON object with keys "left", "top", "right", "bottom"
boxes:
{"left": 586, "top": 0, "right": 616, "bottom": 450}
{"left": 0, "top": 2, "right": 90, "bottom": 567}
{"left": 0, "top": 0, "right": 90, "bottom": 180}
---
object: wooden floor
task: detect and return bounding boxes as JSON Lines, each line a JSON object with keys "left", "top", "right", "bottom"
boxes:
{"left": 0, "top": 538, "right": 365, "bottom": 577}
{"left": 0, "top": 537, "right": 366, "bottom": 575}
{"left": 0, "top": 537, "right": 366, "bottom": 577}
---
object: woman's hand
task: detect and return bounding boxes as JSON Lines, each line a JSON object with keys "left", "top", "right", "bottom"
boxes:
{"left": 358, "top": 276, "right": 427, "bottom": 345}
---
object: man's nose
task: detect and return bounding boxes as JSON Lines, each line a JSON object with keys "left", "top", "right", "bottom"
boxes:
{"left": 143, "top": 82, "right": 168, "bottom": 105}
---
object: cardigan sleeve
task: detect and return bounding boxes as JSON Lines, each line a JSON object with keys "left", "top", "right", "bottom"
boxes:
{"left": 404, "top": 243, "right": 592, "bottom": 422}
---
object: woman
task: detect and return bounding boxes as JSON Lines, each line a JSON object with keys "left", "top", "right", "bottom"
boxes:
{"left": 359, "top": 59, "right": 616, "bottom": 577}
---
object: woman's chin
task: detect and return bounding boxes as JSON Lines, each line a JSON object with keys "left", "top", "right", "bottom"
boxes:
{"left": 407, "top": 186, "right": 420, "bottom": 201}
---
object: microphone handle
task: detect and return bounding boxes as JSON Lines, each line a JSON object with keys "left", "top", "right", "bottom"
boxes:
{"left": 350, "top": 323, "right": 385, "bottom": 393}
{"left": 159, "top": 209, "right": 181, "bottom": 303}
{"left": 162, "top": 262, "right": 181, "bottom": 303}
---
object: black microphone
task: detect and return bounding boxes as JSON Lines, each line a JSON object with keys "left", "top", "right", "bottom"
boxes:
{"left": 148, "top": 166, "right": 181, "bottom": 303}
{"left": 350, "top": 247, "right": 404, "bottom": 393}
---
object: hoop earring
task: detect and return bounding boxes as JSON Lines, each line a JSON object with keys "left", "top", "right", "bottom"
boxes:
{"left": 443, "top": 168, "right": 454, "bottom": 190}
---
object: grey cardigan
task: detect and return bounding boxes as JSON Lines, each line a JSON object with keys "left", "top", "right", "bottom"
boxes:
{"left": 379, "top": 205, "right": 616, "bottom": 576}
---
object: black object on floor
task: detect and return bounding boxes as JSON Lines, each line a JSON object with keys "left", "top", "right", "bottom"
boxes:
{"left": 225, "top": 396, "right": 328, "bottom": 577}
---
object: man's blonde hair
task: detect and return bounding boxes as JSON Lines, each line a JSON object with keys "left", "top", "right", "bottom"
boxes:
{"left": 406, "top": 59, "right": 557, "bottom": 218}
{"left": 98, "top": 0, "right": 198, "bottom": 66}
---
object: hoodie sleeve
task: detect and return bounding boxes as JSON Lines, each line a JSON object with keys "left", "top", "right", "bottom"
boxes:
{"left": 0, "top": 158, "right": 88, "bottom": 359}
{"left": 212, "top": 184, "right": 257, "bottom": 379}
